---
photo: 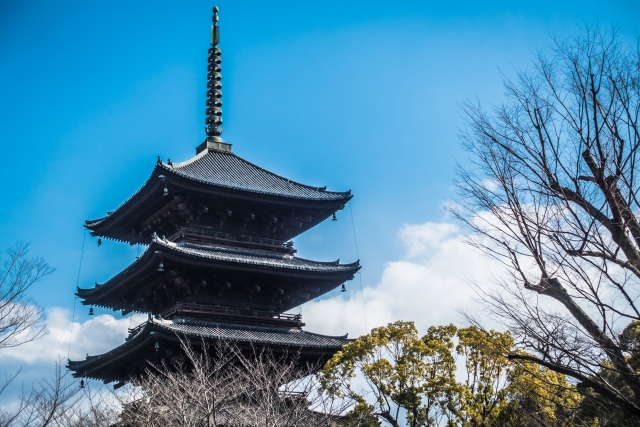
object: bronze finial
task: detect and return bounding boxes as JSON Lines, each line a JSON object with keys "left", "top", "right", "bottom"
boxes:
{"left": 205, "top": 5, "right": 223, "bottom": 142}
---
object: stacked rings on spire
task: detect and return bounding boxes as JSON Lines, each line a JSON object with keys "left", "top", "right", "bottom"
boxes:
{"left": 206, "top": 8, "right": 222, "bottom": 138}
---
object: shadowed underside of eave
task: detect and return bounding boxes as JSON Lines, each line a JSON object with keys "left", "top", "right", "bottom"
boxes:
{"left": 76, "top": 236, "right": 360, "bottom": 314}
{"left": 85, "top": 151, "right": 352, "bottom": 244}
{"left": 67, "top": 319, "right": 351, "bottom": 383}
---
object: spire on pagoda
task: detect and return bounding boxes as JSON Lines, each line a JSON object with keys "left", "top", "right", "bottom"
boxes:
{"left": 205, "top": 6, "right": 223, "bottom": 142}
{"left": 69, "top": 5, "right": 357, "bottom": 386}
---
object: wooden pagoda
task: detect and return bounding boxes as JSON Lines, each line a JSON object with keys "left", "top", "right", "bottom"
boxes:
{"left": 67, "top": 7, "right": 359, "bottom": 386}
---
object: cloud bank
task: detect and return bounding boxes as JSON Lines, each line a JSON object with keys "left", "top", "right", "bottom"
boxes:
{"left": 0, "top": 220, "right": 499, "bottom": 385}
{"left": 0, "top": 308, "right": 146, "bottom": 364}
{"left": 303, "top": 221, "right": 499, "bottom": 337}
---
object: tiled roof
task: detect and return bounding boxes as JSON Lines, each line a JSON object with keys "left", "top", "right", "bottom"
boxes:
{"left": 158, "top": 236, "right": 359, "bottom": 273}
{"left": 76, "top": 237, "right": 358, "bottom": 312}
{"left": 163, "top": 150, "right": 350, "bottom": 201}
{"left": 157, "top": 319, "right": 350, "bottom": 348}
{"left": 68, "top": 320, "right": 350, "bottom": 372}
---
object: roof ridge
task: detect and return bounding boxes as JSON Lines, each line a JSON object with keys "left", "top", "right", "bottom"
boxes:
{"left": 177, "top": 240, "right": 286, "bottom": 258}
{"left": 166, "top": 319, "right": 350, "bottom": 340}
{"left": 226, "top": 151, "right": 351, "bottom": 197}
{"left": 171, "top": 239, "right": 359, "bottom": 267}
{"left": 170, "top": 150, "right": 352, "bottom": 198}
{"left": 302, "top": 330, "right": 350, "bottom": 340}
{"left": 166, "top": 148, "right": 209, "bottom": 169}
{"left": 152, "top": 238, "right": 359, "bottom": 273}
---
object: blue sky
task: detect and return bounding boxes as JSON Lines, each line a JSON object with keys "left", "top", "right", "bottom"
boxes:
{"left": 1, "top": 0, "right": 639, "bottom": 389}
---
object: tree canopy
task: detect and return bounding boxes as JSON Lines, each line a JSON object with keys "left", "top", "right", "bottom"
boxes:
{"left": 319, "top": 320, "right": 580, "bottom": 427}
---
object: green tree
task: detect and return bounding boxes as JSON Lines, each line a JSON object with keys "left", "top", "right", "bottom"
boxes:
{"left": 497, "top": 358, "right": 582, "bottom": 426}
{"left": 320, "top": 321, "right": 582, "bottom": 427}
{"left": 453, "top": 326, "right": 514, "bottom": 426}
{"left": 318, "top": 321, "right": 458, "bottom": 427}
{"left": 577, "top": 320, "right": 640, "bottom": 425}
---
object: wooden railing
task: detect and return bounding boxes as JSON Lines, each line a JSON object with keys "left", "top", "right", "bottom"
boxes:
{"left": 158, "top": 302, "right": 303, "bottom": 326}
{"left": 125, "top": 304, "right": 304, "bottom": 340}
{"left": 126, "top": 322, "right": 146, "bottom": 340}
{"left": 168, "top": 228, "right": 295, "bottom": 253}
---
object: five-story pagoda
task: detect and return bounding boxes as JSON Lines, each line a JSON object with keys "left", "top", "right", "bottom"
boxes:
{"left": 68, "top": 7, "right": 359, "bottom": 386}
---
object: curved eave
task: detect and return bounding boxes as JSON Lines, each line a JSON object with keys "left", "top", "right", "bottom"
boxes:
{"left": 67, "top": 322, "right": 154, "bottom": 379}
{"left": 162, "top": 150, "right": 352, "bottom": 202}
{"left": 86, "top": 158, "right": 352, "bottom": 235}
{"left": 68, "top": 320, "right": 352, "bottom": 382}
{"left": 84, "top": 163, "right": 163, "bottom": 232}
{"left": 77, "top": 238, "right": 360, "bottom": 304}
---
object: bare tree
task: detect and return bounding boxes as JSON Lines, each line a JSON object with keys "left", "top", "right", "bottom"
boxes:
{"left": 452, "top": 25, "right": 640, "bottom": 417}
{"left": 117, "top": 339, "right": 352, "bottom": 427}
{"left": 1, "top": 340, "right": 351, "bottom": 427}
{"left": 117, "top": 339, "right": 242, "bottom": 427}
{"left": 231, "top": 346, "right": 349, "bottom": 427}
{"left": 0, "top": 242, "right": 54, "bottom": 351}
{"left": 0, "top": 360, "right": 119, "bottom": 427}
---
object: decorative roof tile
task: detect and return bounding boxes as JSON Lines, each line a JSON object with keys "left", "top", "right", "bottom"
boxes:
{"left": 159, "top": 237, "right": 359, "bottom": 273}
{"left": 156, "top": 318, "right": 351, "bottom": 348}
{"left": 163, "top": 150, "right": 350, "bottom": 201}
{"left": 67, "top": 319, "right": 351, "bottom": 373}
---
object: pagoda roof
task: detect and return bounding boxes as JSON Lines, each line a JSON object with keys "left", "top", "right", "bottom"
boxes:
{"left": 86, "top": 150, "right": 352, "bottom": 229}
{"left": 168, "top": 149, "right": 350, "bottom": 201}
{"left": 162, "top": 237, "right": 357, "bottom": 273}
{"left": 85, "top": 149, "right": 352, "bottom": 245}
{"left": 68, "top": 318, "right": 351, "bottom": 382}
{"left": 77, "top": 235, "right": 359, "bottom": 313}
{"left": 155, "top": 318, "right": 350, "bottom": 348}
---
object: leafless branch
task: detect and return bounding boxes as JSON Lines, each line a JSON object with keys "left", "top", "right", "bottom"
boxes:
{"left": 453, "top": 25, "right": 640, "bottom": 417}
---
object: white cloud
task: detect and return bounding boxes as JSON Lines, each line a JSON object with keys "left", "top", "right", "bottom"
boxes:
{"left": 303, "top": 221, "right": 501, "bottom": 337}
{"left": 0, "top": 220, "right": 500, "bottom": 376}
{"left": 0, "top": 307, "right": 146, "bottom": 364}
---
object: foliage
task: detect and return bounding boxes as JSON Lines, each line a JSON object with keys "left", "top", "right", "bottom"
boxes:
{"left": 320, "top": 320, "right": 582, "bottom": 427}
{"left": 496, "top": 358, "right": 582, "bottom": 426}
{"left": 319, "top": 321, "right": 458, "bottom": 427}
{"left": 454, "top": 326, "right": 514, "bottom": 425}
{"left": 576, "top": 321, "right": 640, "bottom": 425}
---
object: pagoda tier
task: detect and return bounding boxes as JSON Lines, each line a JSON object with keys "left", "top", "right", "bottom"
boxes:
{"left": 77, "top": 235, "right": 359, "bottom": 315}
{"left": 69, "top": 6, "right": 356, "bottom": 387}
{"left": 85, "top": 149, "right": 352, "bottom": 245}
{"left": 68, "top": 317, "right": 352, "bottom": 384}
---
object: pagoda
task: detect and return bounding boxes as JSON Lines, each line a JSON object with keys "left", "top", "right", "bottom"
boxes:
{"left": 68, "top": 7, "right": 359, "bottom": 387}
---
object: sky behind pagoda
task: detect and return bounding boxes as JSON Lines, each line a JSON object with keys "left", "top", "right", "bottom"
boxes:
{"left": 1, "top": 0, "right": 639, "bottom": 392}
